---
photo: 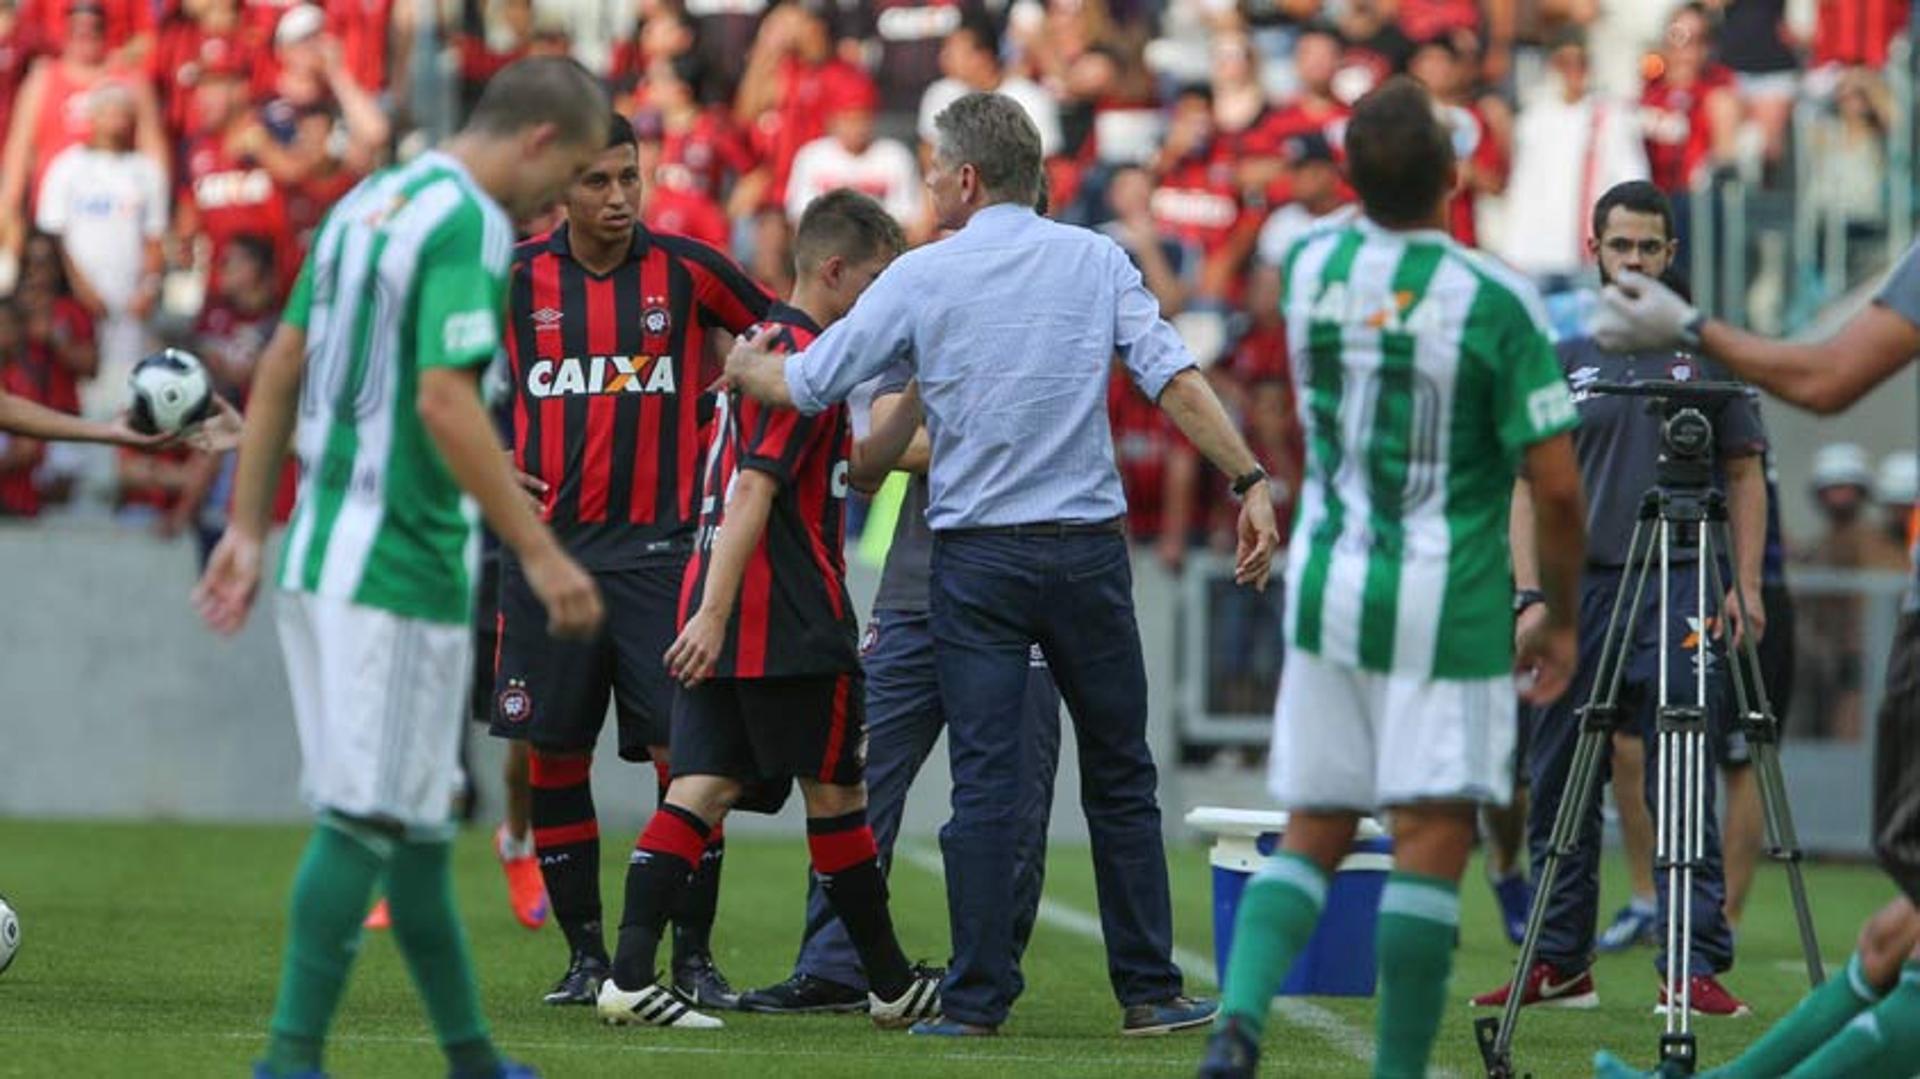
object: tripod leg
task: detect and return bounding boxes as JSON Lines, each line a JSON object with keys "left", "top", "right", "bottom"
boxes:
{"left": 1705, "top": 522, "right": 1826, "bottom": 987}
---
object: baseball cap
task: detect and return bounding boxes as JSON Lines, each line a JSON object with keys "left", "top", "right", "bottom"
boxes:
{"left": 1811, "top": 443, "right": 1874, "bottom": 492}
{"left": 1284, "top": 130, "right": 1336, "bottom": 166}
{"left": 274, "top": 3, "right": 325, "bottom": 48}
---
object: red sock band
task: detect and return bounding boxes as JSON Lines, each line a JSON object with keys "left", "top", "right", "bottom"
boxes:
{"left": 528, "top": 751, "right": 592, "bottom": 788}
{"left": 533, "top": 821, "right": 598, "bottom": 848}
{"left": 652, "top": 757, "right": 672, "bottom": 790}
{"left": 638, "top": 805, "right": 709, "bottom": 865}
{"left": 808, "top": 823, "right": 878, "bottom": 875}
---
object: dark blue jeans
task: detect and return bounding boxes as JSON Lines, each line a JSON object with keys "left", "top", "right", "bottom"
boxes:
{"left": 930, "top": 530, "right": 1183, "bottom": 1026}
{"left": 790, "top": 610, "right": 1063, "bottom": 994}
{"left": 1527, "top": 564, "right": 1736, "bottom": 978}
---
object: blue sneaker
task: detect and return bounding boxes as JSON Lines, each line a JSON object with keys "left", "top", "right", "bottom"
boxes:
{"left": 1122, "top": 994, "right": 1218, "bottom": 1036}
{"left": 252, "top": 1066, "right": 327, "bottom": 1079}
{"left": 449, "top": 1061, "right": 539, "bottom": 1079}
{"left": 908, "top": 1016, "right": 998, "bottom": 1036}
{"left": 1196, "top": 1016, "right": 1259, "bottom": 1077}
{"left": 1596, "top": 901, "right": 1659, "bottom": 954}
{"left": 1492, "top": 873, "right": 1533, "bottom": 946}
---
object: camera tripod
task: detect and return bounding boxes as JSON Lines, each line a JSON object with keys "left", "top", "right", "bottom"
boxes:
{"left": 1475, "top": 382, "right": 1824, "bottom": 1078}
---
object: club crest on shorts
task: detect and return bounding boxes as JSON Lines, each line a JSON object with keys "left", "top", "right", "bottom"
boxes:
{"left": 643, "top": 306, "right": 671, "bottom": 336}
{"left": 498, "top": 681, "right": 533, "bottom": 724}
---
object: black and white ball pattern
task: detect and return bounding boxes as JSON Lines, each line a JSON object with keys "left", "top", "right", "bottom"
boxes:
{"left": 128, "top": 349, "right": 215, "bottom": 436}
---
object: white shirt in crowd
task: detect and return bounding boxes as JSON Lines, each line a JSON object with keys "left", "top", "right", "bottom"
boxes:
{"left": 785, "top": 135, "right": 923, "bottom": 227}
{"left": 1497, "top": 93, "right": 1649, "bottom": 280}
{"left": 35, "top": 145, "right": 168, "bottom": 312}
{"left": 918, "top": 75, "right": 1064, "bottom": 158}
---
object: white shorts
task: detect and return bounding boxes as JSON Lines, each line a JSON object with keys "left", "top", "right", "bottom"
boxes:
{"left": 1267, "top": 646, "right": 1517, "bottom": 811}
{"left": 276, "top": 590, "right": 473, "bottom": 837}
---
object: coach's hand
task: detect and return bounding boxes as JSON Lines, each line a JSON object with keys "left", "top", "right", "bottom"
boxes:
{"left": 524, "top": 544, "right": 603, "bottom": 641}
{"left": 1594, "top": 271, "right": 1702, "bottom": 353}
{"left": 1515, "top": 620, "right": 1577, "bottom": 705}
{"left": 194, "top": 528, "right": 263, "bottom": 636}
{"left": 1233, "top": 480, "right": 1280, "bottom": 591}
{"left": 508, "top": 451, "right": 549, "bottom": 515}
{"left": 665, "top": 608, "right": 726, "bottom": 687}
{"left": 719, "top": 325, "right": 795, "bottom": 406}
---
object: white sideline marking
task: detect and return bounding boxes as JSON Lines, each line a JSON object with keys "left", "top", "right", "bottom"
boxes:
{"left": 893, "top": 845, "right": 1417, "bottom": 1073}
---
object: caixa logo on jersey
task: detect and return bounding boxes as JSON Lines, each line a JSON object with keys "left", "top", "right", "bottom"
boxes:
{"left": 525, "top": 355, "right": 678, "bottom": 397}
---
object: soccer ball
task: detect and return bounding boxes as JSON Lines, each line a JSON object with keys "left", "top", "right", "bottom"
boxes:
{"left": 0, "top": 895, "right": 18, "bottom": 975}
{"left": 127, "top": 348, "right": 214, "bottom": 436}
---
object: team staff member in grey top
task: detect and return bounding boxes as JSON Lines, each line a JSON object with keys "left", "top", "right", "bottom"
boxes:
{"left": 726, "top": 91, "right": 1281, "bottom": 1036}
{"left": 1590, "top": 241, "right": 1920, "bottom": 1079}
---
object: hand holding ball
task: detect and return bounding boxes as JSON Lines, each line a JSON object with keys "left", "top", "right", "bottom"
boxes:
{"left": 127, "top": 349, "right": 215, "bottom": 437}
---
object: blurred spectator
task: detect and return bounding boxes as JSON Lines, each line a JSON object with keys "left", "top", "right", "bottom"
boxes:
{"left": 1876, "top": 451, "right": 1918, "bottom": 555}
{"left": 0, "top": 1, "right": 36, "bottom": 140}
{"left": 0, "top": 301, "right": 46, "bottom": 516}
{"left": 1797, "top": 442, "right": 1907, "bottom": 739}
{"left": 1264, "top": 21, "right": 1349, "bottom": 155}
{"left": 17, "top": 233, "right": 97, "bottom": 417}
{"left": 1013, "top": 0, "right": 1134, "bottom": 92}
{"left": 607, "top": 0, "right": 695, "bottom": 110}
{"left": 841, "top": 0, "right": 980, "bottom": 125}
{"left": 114, "top": 438, "right": 197, "bottom": 533}
{"left": 1807, "top": 68, "right": 1889, "bottom": 262}
{"left": 324, "top": 0, "right": 398, "bottom": 96}
{"left": 1812, "top": 0, "right": 1908, "bottom": 70}
{"left": 1704, "top": 0, "right": 1798, "bottom": 173}
{"left": 678, "top": 0, "right": 767, "bottom": 103}
{"left": 257, "top": 2, "right": 390, "bottom": 243}
{"left": 34, "top": 84, "right": 167, "bottom": 409}
{"left": 192, "top": 234, "right": 278, "bottom": 393}
{"left": 1252, "top": 130, "right": 1354, "bottom": 270}
{"left": 1220, "top": 265, "right": 1301, "bottom": 536}
{"left": 1408, "top": 33, "right": 1507, "bottom": 247}
{"left": 1800, "top": 442, "right": 1906, "bottom": 570}
{"left": 1100, "top": 165, "right": 1187, "bottom": 314}
{"left": 1639, "top": 2, "right": 1739, "bottom": 243}
{"left": 1109, "top": 366, "right": 1199, "bottom": 572}
{"left": 154, "top": 0, "right": 265, "bottom": 139}
{"left": 917, "top": 12, "right": 1063, "bottom": 157}
{"left": 650, "top": 54, "right": 767, "bottom": 219}
{"left": 1333, "top": 0, "right": 1414, "bottom": 102}
{"left": 784, "top": 81, "right": 922, "bottom": 228}
{"left": 454, "top": 0, "right": 541, "bottom": 115}
{"left": 1497, "top": 29, "right": 1647, "bottom": 283}
{"left": 18, "top": 0, "right": 153, "bottom": 66}
{"left": 745, "top": 205, "right": 794, "bottom": 294}
{"left": 1208, "top": 30, "right": 1290, "bottom": 206}
{"left": 734, "top": 1, "right": 876, "bottom": 209}
{"left": 1147, "top": 84, "right": 1258, "bottom": 305}
{"left": 0, "top": 1, "right": 167, "bottom": 256}
{"left": 176, "top": 60, "right": 298, "bottom": 299}
{"left": 1391, "top": 0, "right": 1483, "bottom": 42}
{"left": 636, "top": 107, "right": 733, "bottom": 248}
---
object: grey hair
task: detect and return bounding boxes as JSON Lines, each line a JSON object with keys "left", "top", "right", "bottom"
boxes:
{"left": 932, "top": 92, "right": 1043, "bottom": 208}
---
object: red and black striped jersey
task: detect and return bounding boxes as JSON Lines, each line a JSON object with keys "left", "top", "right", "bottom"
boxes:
{"left": 678, "top": 304, "right": 856, "bottom": 678}
{"left": 504, "top": 223, "right": 774, "bottom": 569}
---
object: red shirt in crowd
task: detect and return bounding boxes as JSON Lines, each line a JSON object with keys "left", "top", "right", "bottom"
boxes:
{"left": 21, "top": 298, "right": 90, "bottom": 415}
{"left": 1640, "top": 64, "right": 1735, "bottom": 194}
{"left": 662, "top": 108, "right": 759, "bottom": 204}
{"left": 27, "top": 61, "right": 145, "bottom": 205}
{"left": 1395, "top": 0, "right": 1480, "bottom": 42}
{"left": 19, "top": 0, "right": 153, "bottom": 56}
{"left": 646, "top": 184, "right": 732, "bottom": 251}
{"left": 153, "top": 20, "right": 262, "bottom": 135}
{"left": 1440, "top": 101, "right": 1505, "bottom": 246}
{"left": 1244, "top": 100, "right": 1350, "bottom": 204}
{"left": 182, "top": 134, "right": 298, "bottom": 296}
{"left": 1150, "top": 147, "right": 1251, "bottom": 260}
{"left": 1815, "top": 0, "right": 1909, "bottom": 67}
{"left": 0, "top": 357, "right": 46, "bottom": 516}
{"left": 326, "top": 0, "right": 392, "bottom": 91}
{"left": 750, "top": 55, "right": 874, "bottom": 206}
{"left": 0, "top": 23, "right": 34, "bottom": 126}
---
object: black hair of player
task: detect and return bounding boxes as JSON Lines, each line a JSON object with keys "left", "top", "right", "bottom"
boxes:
{"left": 793, "top": 189, "right": 906, "bottom": 275}
{"left": 1590, "top": 180, "right": 1673, "bottom": 244}
{"left": 464, "top": 56, "right": 609, "bottom": 147}
{"left": 1343, "top": 77, "right": 1454, "bottom": 229}
{"left": 953, "top": 10, "right": 1002, "bottom": 62}
{"left": 607, "top": 111, "right": 637, "bottom": 150}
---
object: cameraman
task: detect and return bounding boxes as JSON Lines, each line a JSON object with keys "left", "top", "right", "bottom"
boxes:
{"left": 1474, "top": 181, "right": 1766, "bottom": 1016}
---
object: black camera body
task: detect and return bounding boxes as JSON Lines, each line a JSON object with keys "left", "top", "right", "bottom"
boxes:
{"left": 1590, "top": 378, "right": 1750, "bottom": 489}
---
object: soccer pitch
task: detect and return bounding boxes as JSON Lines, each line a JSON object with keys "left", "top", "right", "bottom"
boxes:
{"left": 0, "top": 819, "right": 1897, "bottom": 1078}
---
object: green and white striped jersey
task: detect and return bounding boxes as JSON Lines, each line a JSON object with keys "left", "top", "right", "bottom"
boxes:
{"left": 276, "top": 150, "right": 513, "bottom": 625}
{"left": 1279, "top": 217, "right": 1578, "bottom": 680}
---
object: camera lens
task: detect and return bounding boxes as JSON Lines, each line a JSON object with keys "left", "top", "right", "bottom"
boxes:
{"left": 1664, "top": 408, "right": 1711, "bottom": 458}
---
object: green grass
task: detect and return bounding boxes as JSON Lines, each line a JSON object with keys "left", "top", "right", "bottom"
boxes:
{"left": 0, "top": 818, "right": 1898, "bottom": 1077}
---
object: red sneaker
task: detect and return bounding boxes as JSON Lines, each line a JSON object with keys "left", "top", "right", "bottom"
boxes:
{"left": 1471, "top": 961, "right": 1599, "bottom": 1010}
{"left": 363, "top": 898, "right": 391, "bottom": 930}
{"left": 497, "top": 825, "right": 548, "bottom": 931}
{"left": 1655, "top": 975, "right": 1751, "bottom": 1018}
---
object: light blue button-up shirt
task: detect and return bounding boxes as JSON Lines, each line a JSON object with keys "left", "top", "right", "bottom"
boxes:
{"left": 784, "top": 203, "right": 1197, "bottom": 531}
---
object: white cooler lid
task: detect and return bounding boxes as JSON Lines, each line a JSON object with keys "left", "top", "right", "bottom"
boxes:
{"left": 1185, "top": 806, "right": 1387, "bottom": 842}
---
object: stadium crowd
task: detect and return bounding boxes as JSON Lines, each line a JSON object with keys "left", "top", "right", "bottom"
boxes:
{"left": 0, "top": 0, "right": 1906, "bottom": 589}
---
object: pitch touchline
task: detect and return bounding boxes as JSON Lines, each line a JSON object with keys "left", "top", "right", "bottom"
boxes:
{"left": 892, "top": 845, "right": 1425, "bottom": 1074}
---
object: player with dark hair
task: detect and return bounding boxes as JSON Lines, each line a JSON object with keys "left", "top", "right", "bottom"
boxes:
{"left": 193, "top": 56, "right": 611, "bottom": 1079}
{"left": 491, "top": 109, "right": 774, "bottom": 1010}
{"left": 596, "top": 188, "right": 941, "bottom": 1030}
{"left": 1199, "top": 76, "right": 1587, "bottom": 1078}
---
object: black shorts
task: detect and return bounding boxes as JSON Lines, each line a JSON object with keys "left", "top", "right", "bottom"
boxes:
{"left": 670, "top": 672, "right": 865, "bottom": 788}
{"left": 1873, "top": 612, "right": 1920, "bottom": 904}
{"left": 470, "top": 550, "right": 503, "bottom": 723}
{"left": 488, "top": 557, "right": 683, "bottom": 761}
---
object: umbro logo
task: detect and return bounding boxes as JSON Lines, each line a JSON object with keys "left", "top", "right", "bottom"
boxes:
{"left": 533, "top": 308, "right": 563, "bottom": 332}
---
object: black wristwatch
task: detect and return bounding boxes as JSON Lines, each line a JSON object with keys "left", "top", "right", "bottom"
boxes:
{"left": 1512, "top": 588, "right": 1547, "bottom": 616}
{"left": 1231, "top": 467, "right": 1269, "bottom": 498}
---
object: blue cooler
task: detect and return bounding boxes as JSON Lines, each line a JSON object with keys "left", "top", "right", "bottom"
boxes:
{"left": 1187, "top": 807, "right": 1393, "bottom": 997}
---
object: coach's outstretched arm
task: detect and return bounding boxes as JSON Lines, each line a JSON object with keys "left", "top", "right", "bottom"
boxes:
{"left": 1512, "top": 433, "right": 1586, "bottom": 705}
{"left": 1596, "top": 269, "right": 1920, "bottom": 414}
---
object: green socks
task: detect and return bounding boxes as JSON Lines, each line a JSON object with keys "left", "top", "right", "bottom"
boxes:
{"left": 385, "top": 836, "right": 500, "bottom": 1072}
{"left": 1218, "top": 852, "right": 1329, "bottom": 1038}
{"left": 1704, "top": 951, "right": 1882, "bottom": 1078}
{"left": 1373, "top": 873, "right": 1459, "bottom": 1079}
{"left": 264, "top": 814, "right": 394, "bottom": 1075}
{"left": 1785, "top": 961, "right": 1920, "bottom": 1079}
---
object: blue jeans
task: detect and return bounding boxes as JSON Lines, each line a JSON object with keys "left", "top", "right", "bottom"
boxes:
{"left": 930, "top": 530, "right": 1183, "bottom": 1026}
{"left": 1527, "top": 565, "right": 1737, "bottom": 977}
{"left": 790, "top": 610, "right": 1063, "bottom": 994}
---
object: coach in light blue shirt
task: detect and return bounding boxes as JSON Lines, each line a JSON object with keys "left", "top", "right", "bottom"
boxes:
{"left": 727, "top": 92, "right": 1279, "bottom": 1036}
